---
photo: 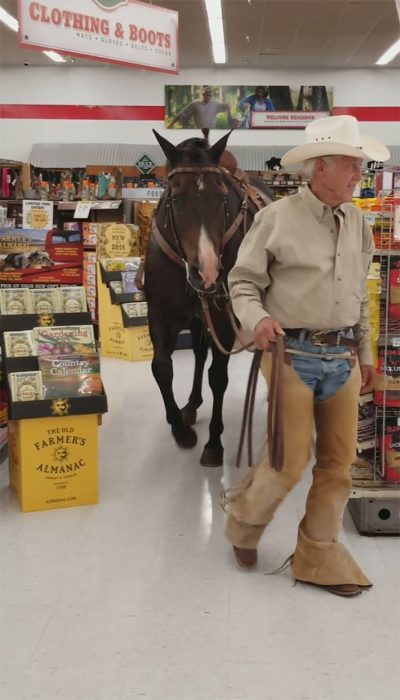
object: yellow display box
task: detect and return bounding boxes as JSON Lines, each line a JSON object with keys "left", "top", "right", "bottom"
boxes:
{"left": 97, "top": 263, "right": 153, "bottom": 362}
{"left": 8, "top": 414, "right": 99, "bottom": 512}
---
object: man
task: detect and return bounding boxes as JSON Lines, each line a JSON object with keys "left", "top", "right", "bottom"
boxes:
{"left": 223, "top": 115, "right": 390, "bottom": 597}
{"left": 168, "top": 86, "right": 232, "bottom": 129}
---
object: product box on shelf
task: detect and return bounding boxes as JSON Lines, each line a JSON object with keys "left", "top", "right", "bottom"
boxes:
{"left": 8, "top": 413, "right": 99, "bottom": 512}
{"left": 0, "top": 228, "right": 83, "bottom": 286}
{"left": 96, "top": 222, "right": 139, "bottom": 260}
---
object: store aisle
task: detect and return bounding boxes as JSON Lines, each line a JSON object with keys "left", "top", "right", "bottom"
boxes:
{"left": 1, "top": 350, "right": 399, "bottom": 700}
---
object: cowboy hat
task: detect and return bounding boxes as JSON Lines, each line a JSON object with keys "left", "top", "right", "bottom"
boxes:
{"left": 281, "top": 115, "right": 390, "bottom": 167}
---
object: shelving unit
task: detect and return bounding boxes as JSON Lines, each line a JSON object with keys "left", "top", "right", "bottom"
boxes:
{"left": 349, "top": 195, "right": 400, "bottom": 533}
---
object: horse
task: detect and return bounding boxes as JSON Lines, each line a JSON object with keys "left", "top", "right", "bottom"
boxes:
{"left": 144, "top": 130, "right": 273, "bottom": 467}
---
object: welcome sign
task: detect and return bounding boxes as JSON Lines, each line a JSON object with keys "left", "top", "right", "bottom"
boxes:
{"left": 18, "top": 0, "right": 178, "bottom": 73}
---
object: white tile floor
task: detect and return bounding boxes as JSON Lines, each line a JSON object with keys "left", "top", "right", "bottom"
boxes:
{"left": 1, "top": 350, "right": 399, "bottom": 700}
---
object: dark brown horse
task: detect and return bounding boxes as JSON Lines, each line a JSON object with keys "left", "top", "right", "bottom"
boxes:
{"left": 144, "top": 130, "right": 273, "bottom": 467}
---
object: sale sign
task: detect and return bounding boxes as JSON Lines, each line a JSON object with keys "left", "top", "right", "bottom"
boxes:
{"left": 18, "top": 0, "right": 179, "bottom": 73}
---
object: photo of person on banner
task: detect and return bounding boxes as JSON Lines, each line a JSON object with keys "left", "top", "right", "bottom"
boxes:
{"left": 238, "top": 86, "right": 275, "bottom": 128}
{"left": 166, "top": 85, "right": 233, "bottom": 129}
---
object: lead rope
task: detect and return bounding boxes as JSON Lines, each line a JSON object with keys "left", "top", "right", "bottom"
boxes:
{"left": 236, "top": 336, "right": 285, "bottom": 472}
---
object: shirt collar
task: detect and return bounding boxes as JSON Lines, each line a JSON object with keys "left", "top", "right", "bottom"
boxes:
{"left": 299, "top": 185, "right": 346, "bottom": 220}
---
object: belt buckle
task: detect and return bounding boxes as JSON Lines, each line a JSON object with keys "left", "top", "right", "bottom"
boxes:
{"left": 309, "top": 330, "right": 327, "bottom": 346}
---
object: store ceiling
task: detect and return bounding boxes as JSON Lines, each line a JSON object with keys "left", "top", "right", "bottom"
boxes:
{"left": 0, "top": 0, "right": 399, "bottom": 70}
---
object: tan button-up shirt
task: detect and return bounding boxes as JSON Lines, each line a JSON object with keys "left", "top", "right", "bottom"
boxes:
{"left": 228, "top": 185, "right": 373, "bottom": 365}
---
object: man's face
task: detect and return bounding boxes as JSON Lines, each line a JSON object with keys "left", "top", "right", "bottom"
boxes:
{"left": 202, "top": 91, "right": 211, "bottom": 102}
{"left": 320, "top": 155, "right": 362, "bottom": 203}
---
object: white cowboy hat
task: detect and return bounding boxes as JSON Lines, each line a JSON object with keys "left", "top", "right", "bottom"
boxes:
{"left": 281, "top": 115, "right": 390, "bottom": 167}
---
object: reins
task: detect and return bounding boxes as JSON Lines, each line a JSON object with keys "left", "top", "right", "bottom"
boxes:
{"left": 235, "top": 337, "right": 285, "bottom": 473}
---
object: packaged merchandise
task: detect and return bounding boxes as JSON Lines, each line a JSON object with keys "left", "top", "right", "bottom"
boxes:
{"left": 122, "top": 301, "right": 148, "bottom": 318}
{"left": 57, "top": 286, "right": 87, "bottom": 313}
{"left": 39, "top": 353, "right": 102, "bottom": 398}
{"left": 0, "top": 287, "right": 30, "bottom": 315}
{"left": 389, "top": 257, "right": 400, "bottom": 320}
{"left": 378, "top": 418, "right": 400, "bottom": 482}
{"left": 3, "top": 330, "right": 36, "bottom": 357}
{"left": 374, "top": 343, "right": 400, "bottom": 407}
{"left": 28, "top": 287, "right": 59, "bottom": 314}
{"left": 9, "top": 371, "right": 43, "bottom": 401}
{"left": 34, "top": 325, "right": 96, "bottom": 356}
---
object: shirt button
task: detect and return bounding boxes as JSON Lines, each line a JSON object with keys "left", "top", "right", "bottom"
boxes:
{"left": 335, "top": 301, "right": 340, "bottom": 304}
{"left": 337, "top": 277, "right": 342, "bottom": 281}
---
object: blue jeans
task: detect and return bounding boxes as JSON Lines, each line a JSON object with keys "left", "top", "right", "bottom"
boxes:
{"left": 284, "top": 336, "right": 352, "bottom": 402}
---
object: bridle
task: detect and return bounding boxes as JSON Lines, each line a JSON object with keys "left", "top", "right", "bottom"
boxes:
{"left": 165, "top": 165, "right": 227, "bottom": 298}
{"left": 162, "top": 164, "right": 249, "bottom": 298}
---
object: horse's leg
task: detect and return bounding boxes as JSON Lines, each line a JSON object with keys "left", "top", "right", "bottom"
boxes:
{"left": 200, "top": 322, "right": 234, "bottom": 468}
{"left": 149, "top": 310, "right": 197, "bottom": 449}
{"left": 181, "top": 317, "right": 208, "bottom": 427}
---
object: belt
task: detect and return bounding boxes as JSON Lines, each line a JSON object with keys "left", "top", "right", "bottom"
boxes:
{"left": 283, "top": 327, "right": 357, "bottom": 347}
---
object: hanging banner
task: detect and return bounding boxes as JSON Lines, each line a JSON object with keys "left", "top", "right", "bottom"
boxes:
{"left": 165, "top": 85, "right": 333, "bottom": 129}
{"left": 18, "top": 0, "right": 178, "bottom": 74}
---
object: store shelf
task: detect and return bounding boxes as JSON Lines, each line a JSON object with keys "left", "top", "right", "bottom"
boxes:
{"left": 350, "top": 459, "right": 400, "bottom": 498}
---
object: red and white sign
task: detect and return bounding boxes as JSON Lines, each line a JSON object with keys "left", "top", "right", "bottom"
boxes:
{"left": 18, "top": 0, "right": 179, "bottom": 74}
{"left": 250, "top": 111, "right": 330, "bottom": 129}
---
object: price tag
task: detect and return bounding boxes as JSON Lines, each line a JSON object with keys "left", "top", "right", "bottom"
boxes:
{"left": 74, "top": 201, "right": 91, "bottom": 218}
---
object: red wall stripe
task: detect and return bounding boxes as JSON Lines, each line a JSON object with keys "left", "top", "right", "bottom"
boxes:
{"left": 0, "top": 105, "right": 165, "bottom": 120}
{"left": 331, "top": 106, "right": 400, "bottom": 121}
{"left": 0, "top": 104, "right": 398, "bottom": 121}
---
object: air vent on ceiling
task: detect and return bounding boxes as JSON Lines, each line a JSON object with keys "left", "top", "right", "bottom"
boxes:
{"left": 259, "top": 49, "right": 282, "bottom": 55}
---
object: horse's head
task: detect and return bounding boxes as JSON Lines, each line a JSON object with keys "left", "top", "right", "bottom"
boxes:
{"left": 153, "top": 129, "right": 232, "bottom": 293}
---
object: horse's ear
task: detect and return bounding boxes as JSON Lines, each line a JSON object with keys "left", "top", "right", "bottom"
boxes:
{"left": 209, "top": 130, "right": 233, "bottom": 165}
{"left": 153, "top": 129, "right": 178, "bottom": 165}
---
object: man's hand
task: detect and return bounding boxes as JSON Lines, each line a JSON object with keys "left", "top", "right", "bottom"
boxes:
{"left": 360, "top": 364, "right": 375, "bottom": 393}
{"left": 254, "top": 317, "right": 285, "bottom": 350}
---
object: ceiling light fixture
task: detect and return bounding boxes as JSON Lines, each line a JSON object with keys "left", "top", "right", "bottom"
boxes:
{"left": 0, "top": 6, "right": 18, "bottom": 31}
{"left": 0, "top": 6, "right": 66, "bottom": 63}
{"left": 204, "top": 0, "right": 226, "bottom": 63}
{"left": 375, "top": 37, "right": 400, "bottom": 65}
{"left": 42, "top": 50, "right": 67, "bottom": 63}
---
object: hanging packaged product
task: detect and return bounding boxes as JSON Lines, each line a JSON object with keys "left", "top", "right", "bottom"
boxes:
{"left": 377, "top": 418, "right": 400, "bottom": 483}
{"left": 389, "top": 257, "right": 400, "bottom": 320}
{"left": 374, "top": 341, "right": 400, "bottom": 407}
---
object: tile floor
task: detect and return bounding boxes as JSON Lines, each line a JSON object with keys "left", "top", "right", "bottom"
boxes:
{"left": 1, "top": 350, "right": 399, "bottom": 700}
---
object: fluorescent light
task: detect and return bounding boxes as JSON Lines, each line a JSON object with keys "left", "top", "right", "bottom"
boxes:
{"left": 0, "top": 7, "right": 66, "bottom": 63}
{"left": 375, "top": 38, "right": 400, "bottom": 65}
{"left": 0, "top": 6, "right": 18, "bottom": 32}
{"left": 42, "top": 51, "right": 67, "bottom": 63}
{"left": 204, "top": 0, "right": 226, "bottom": 64}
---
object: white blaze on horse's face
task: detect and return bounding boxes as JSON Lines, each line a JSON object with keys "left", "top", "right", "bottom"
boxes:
{"left": 198, "top": 226, "right": 219, "bottom": 289}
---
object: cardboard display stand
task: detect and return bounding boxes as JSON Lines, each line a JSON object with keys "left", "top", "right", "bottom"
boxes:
{"left": 8, "top": 414, "right": 99, "bottom": 512}
{"left": 97, "top": 263, "right": 152, "bottom": 361}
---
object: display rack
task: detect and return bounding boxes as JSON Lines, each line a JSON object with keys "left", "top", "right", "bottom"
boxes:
{"left": 349, "top": 194, "right": 400, "bottom": 533}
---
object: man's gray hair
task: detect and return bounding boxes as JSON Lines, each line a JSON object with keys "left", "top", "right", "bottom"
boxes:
{"left": 301, "top": 155, "right": 340, "bottom": 178}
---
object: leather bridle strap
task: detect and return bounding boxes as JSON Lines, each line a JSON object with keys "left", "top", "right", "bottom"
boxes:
{"left": 200, "top": 297, "right": 253, "bottom": 355}
{"left": 267, "top": 336, "right": 285, "bottom": 472}
{"left": 151, "top": 215, "right": 185, "bottom": 269}
{"left": 222, "top": 197, "right": 248, "bottom": 248}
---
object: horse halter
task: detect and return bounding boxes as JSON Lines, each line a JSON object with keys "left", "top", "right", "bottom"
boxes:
{"left": 165, "top": 165, "right": 228, "bottom": 297}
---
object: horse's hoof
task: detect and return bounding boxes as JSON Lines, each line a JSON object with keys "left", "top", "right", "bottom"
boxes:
{"left": 200, "top": 447, "right": 223, "bottom": 467}
{"left": 172, "top": 424, "right": 197, "bottom": 449}
{"left": 181, "top": 405, "right": 197, "bottom": 426}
